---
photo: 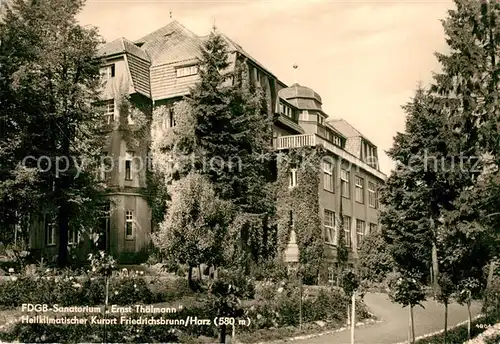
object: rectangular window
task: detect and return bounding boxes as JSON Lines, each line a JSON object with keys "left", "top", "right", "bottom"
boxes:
{"left": 322, "top": 161, "right": 335, "bottom": 192}
{"left": 103, "top": 99, "right": 114, "bottom": 124}
{"left": 162, "top": 107, "right": 175, "bottom": 129}
{"left": 289, "top": 168, "right": 297, "bottom": 188}
{"left": 68, "top": 228, "right": 80, "bottom": 246}
{"left": 100, "top": 64, "right": 115, "bottom": 80}
{"left": 363, "top": 142, "right": 378, "bottom": 168}
{"left": 176, "top": 65, "right": 198, "bottom": 78}
{"left": 322, "top": 160, "right": 334, "bottom": 192}
{"left": 368, "top": 181, "right": 378, "bottom": 208}
{"left": 97, "top": 203, "right": 111, "bottom": 250}
{"left": 356, "top": 219, "right": 365, "bottom": 248}
{"left": 341, "top": 169, "right": 350, "bottom": 198}
{"left": 99, "top": 152, "right": 109, "bottom": 181}
{"left": 45, "top": 214, "right": 56, "bottom": 246}
{"left": 168, "top": 108, "right": 175, "bottom": 128}
{"left": 328, "top": 266, "right": 335, "bottom": 284}
{"left": 125, "top": 210, "right": 134, "bottom": 238}
{"left": 355, "top": 176, "right": 364, "bottom": 203}
{"left": 343, "top": 215, "right": 351, "bottom": 248}
{"left": 125, "top": 151, "right": 133, "bottom": 181}
{"left": 323, "top": 209, "right": 336, "bottom": 244}
{"left": 369, "top": 223, "right": 378, "bottom": 234}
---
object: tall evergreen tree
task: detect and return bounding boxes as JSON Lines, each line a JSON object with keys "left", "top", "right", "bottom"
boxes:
{"left": 176, "top": 27, "right": 275, "bottom": 267}
{"left": 429, "top": 0, "right": 499, "bottom": 323}
{"left": 380, "top": 87, "right": 460, "bottom": 287}
{"left": 0, "top": 0, "right": 106, "bottom": 266}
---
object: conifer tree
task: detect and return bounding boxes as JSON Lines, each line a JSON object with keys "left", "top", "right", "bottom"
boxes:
{"left": 381, "top": 87, "right": 458, "bottom": 287}
{"left": 429, "top": 0, "right": 499, "bottom": 330}
{"left": 185, "top": 27, "right": 275, "bottom": 267}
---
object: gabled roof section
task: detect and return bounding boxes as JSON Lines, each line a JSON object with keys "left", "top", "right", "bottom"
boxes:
{"left": 97, "top": 37, "right": 150, "bottom": 62}
{"left": 135, "top": 20, "right": 197, "bottom": 44}
{"left": 328, "top": 118, "right": 363, "bottom": 138}
{"left": 219, "top": 34, "right": 277, "bottom": 79}
{"left": 135, "top": 20, "right": 202, "bottom": 66}
{"left": 328, "top": 118, "right": 376, "bottom": 147}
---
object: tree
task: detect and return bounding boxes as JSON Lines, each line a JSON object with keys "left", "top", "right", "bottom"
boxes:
{"left": 340, "top": 268, "right": 359, "bottom": 331}
{"left": 380, "top": 87, "right": 458, "bottom": 291}
{"left": 430, "top": 0, "right": 499, "bottom": 315}
{"left": 206, "top": 268, "right": 254, "bottom": 343}
{"left": 428, "top": 2, "right": 499, "bottom": 339}
{"left": 456, "top": 277, "right": 482, "bottom": 340}
{"left": 358, "top": 231, "right": 393, "bottom": 284}
{"left": 336, "top": 198, "right": 348, "bottom": 286}
{"left": 0, "top": 0, "right": 106, "bottom": 266}
{"left": 388, "top": 270, "right": 426, "bottom": 344}
{"left": 189, "top": 28, "right": 275, "bottom": 267}
{"left": 154, "top": 27, "right": 276, "bottom": 271}
{"left": 152, "top": 173, "right": 234, "bottom": 290}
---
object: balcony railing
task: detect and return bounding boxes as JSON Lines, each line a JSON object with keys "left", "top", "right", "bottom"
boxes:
{"left": 274, "top": 134, "right": 386, "bottom": 181}
{"left": 275, "top": 134, "right": 316, "bottom": 149}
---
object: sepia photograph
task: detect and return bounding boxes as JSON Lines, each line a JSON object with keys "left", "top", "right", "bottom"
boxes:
{"left": 0, "top": 0, "right": 498, "bottom": 343}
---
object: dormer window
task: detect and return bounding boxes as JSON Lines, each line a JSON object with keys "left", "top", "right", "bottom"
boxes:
{"left": 176, "top": 65, "right": 198, "bottom": 78}
{"left": 279, "top": 101, "right": 294, "bottom": 119}
{"left": 362, "top": 140, "right": 378, "bottom": 168}
{"left": 100, "top": 64, "right": 115, "bottom": 80}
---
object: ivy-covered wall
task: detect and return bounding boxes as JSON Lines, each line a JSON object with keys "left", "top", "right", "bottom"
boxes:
{"left": 276, "top": 147, "right": 325, "bottom": 284}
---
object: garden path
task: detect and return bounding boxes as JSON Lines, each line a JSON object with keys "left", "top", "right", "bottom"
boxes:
{"left": 288, "top": 292, "right": 482, "bottom": 344}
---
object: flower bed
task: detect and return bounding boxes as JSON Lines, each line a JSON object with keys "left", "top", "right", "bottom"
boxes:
{"left": 464, "top": 322, "right": 500, "bottom": 344}
{"left": 0, "top": 278, "right": 372, "bottom": 343}
{"left": 416, "top": 312, "right": 500, "bottom": 344}
{"left": 0, "top": 269, "right": 195, "bottom": 310}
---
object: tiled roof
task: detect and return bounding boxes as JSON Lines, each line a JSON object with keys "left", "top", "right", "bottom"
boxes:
{"left": 153, "top": 35, "right": 203, "bottom": 66}
{"left": 135, "top": 20, "right": 202, "bottom": 66}
{"left": 278, "top": 83, "right": 323, "bottom": 111}
{"left": 97, "top": 37, "right": 150, "bottom": 62}
{"left": 135, "top": 20, "right": 197, "bottom": 44}
{"left": 279, "top": 83, "right": 322, "bottom": 104}
{"left": 327, "top": 119, "right": 363, "bottom": 138}
{"left": 328, "top": 118, "right": 377, "bottom": 149}
{"left": 217, "top": 34, "right": 277, "bottom": 79}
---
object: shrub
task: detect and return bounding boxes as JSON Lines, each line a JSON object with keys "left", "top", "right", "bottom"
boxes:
{"left": 0, "top": 316, "right": 180, "bottom": 343}
{"left": 245, "top": 281, "right": 369, "bottom": 332}
{"left": 152, "top": 277, "right": 195, "bottom": 302}
{"left": 416, "top": 312, "right": 500, "bottom": 344}
{"left": 250, "top": 260, "right": 288, "bottom": 282}
{"left": 358, "top": 232, "right": 393, "bottom": 284}
{"left": 0, "top": 273, "right": 191, "bottom": 309}
{"left": 109, "top": 276, "right": 154, "bottom": 305}
{"left": 485, "top": 333, "right": 500, "bottom": 344}
{"left": 82, "top": 278, "right": 105, "bottom": 305}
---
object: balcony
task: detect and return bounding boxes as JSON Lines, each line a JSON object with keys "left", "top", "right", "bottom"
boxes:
{"left": 274, "top": 134, "right": 386, "bottom": 181}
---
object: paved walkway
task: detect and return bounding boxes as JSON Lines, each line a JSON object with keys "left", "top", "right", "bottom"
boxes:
{"left": 291, "top": 293, "right": 482, "bottom": 344}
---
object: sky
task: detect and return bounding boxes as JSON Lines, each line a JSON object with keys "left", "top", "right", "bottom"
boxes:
{"left": 78, "top": 0, "right": 455, "bottom": 176}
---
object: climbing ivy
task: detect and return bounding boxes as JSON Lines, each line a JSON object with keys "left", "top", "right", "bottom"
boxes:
{"left": 276, "top": 147, "right": 324, "bottom": 284}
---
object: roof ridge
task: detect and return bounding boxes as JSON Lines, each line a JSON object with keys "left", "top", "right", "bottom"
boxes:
{"left": 134, "top": 19, "right": 198, "bottom": 44}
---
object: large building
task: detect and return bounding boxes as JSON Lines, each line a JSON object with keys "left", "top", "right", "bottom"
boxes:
{"left": 29, "top": 20, "right": 386, "bottom": 269}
